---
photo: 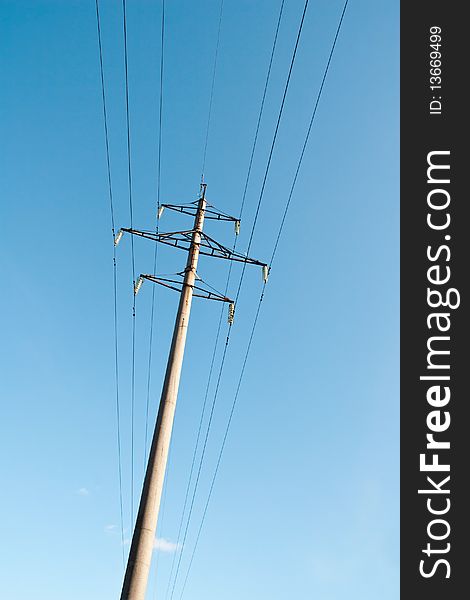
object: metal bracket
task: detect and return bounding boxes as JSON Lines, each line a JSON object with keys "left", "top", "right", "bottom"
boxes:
{"left": 136, "top": 273, "right": 234, "bottom": 303}
{"left": 159, "top": 202, "right": 239, "bottom": 223}
{"left": 118, "top": 228, "right": 267, "bottom": 268}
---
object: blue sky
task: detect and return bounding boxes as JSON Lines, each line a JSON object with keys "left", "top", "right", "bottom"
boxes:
{"left": 0, "top": 1, "right": 398, "bottom": 599}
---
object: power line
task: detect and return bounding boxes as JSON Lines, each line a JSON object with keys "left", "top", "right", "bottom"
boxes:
{"left": 95, "top": 0, "right": 116, "bottom": 236}
{"left": 148, "top": 3, "right": 166, "bottom": 594}
{"left": 238, "top": 0, "right": 286, "bottom": 222}
{"left": 167, "top": 1, "right": 308, "bottom": 595}
{"left": 178, "top": 286, "right": 264, "bottom": 600}
{"left": 164, "top": 0, "right": 286, "bottom": 592}
{"left": 234, "top": 0, "right": 310, "bottom": 305}
{"left": 163, "top": 306, "right": 225, "bottom": 600}
{"left": 130, "top": 302, "right": 136, "bottom": 526}
{"left": 94, "top": 0, "right": 125, "bottom": 568}
{"left": 178, "top": 1, "right": 350, "bottom": 595}
{"left": 161, "top": 0, "right": 227, "bottom": 593}
{"left": 269, "top": 0, "right": 349, "bottom": 267}
{"left": 201, "top": 0, "right": 225, "bottom": 180}
{"left": 167, "top": 330, "right": 231, "bottom": 600}
{"left": 144, "top": 0, "right": 166, "bottom": 467}
{"left": 121, "top": 0, "right": 136, "bottom": 275}
{"left": 122, "top": 0, "right": 137, "bottom": 528}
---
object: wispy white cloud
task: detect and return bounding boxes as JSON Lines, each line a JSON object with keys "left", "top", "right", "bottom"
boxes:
{"left": 76, "top": 487, "right": 90, "bottom": 496}
{"left": 105, "top": 524, "right": 117, "bottom": 533}
{"left": 120, "top": 536, "right": 180, "bottom": 553}
{"left": 153, "top": 537, "right": 181, "bottom": 553}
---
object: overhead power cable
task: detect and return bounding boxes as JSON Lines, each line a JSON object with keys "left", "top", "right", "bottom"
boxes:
{"left": 238, "top": 0, "right": 286, "bottom": 222}
{"left": 178, "top": 2, "right": 350, "bottom": 596}
{"left": 234, "top": 0, "right": 310, "bottom": 305}
{"left": 167, "top": 1, "right": 308, "bottom": 596}
{"left": 94, "top": 0, "right": 125, "bottom": 567}
{"left": 122, "top": 0, "right": 137, "bottom": 527}
{"left": 148, "top": 2, "right": 167, "bottom": 595}
{"left": 178, "top": 287, "right": 264, "bottom": 600}
{"left": 161, "top": 0, "right": 227, "bottom": 594}
{"left": 201, "top": 0, "right": 225, "bottom": 180}
{"left": 144, "top": 0, "right": 166, "bottom": 467}
{"left": 165, "top": 2, "right": 286, "bottom": 593}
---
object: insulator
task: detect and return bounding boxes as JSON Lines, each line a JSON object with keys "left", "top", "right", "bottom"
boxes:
{"left": 228, "top": 302, "right": 235, "bottom": 325}
{"left": 157, "top": 205, "right": 165, "bottom": 219}
{"left": 234, "top": 220, "right": 240, "bottom": 235}
{"left": 134, "top": 276, "right": 144, "bottom": 295}
{"left": 262, "top": 265, "right": 269, "bottom": 283}
{"left": 114, "top": 229, "right": 123, "bottom": 247}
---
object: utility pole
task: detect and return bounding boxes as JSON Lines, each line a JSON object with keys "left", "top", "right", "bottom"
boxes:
{"left": 115, "top": 183, "right": 267, "bottom": 600}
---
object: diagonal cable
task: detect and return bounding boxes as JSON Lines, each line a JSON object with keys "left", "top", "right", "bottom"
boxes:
{"left": 178, "top": 2, "right": 350, "bottom": 595}
{"left": 201, "top": 0, "right": 225, "bottom": 180}
{"left": 144, "top": 0, "right": 166, "bottom": 467}
{"left": 95, "top": 0, "right": 126, "bottom": 568}
{"left": 164, "top": 0, "right": 285, "bottom": 593}
{"left": 167, "top": 0, "right": 308, "bottom": 596}
{"left": 122, "top": 0, "right": 137, "bottom": 527}
{"left": 234, "top": 0, "right": 310, "bottom": 306}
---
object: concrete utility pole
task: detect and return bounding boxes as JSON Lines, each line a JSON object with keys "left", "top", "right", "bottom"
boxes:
{"left": 120, "top": 187, "right": 207, "bottom": 600}
{"left": 116, "top": 183, "right": 266, "bottom": 600}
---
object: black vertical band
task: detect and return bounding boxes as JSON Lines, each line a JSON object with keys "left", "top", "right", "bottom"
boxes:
{"left": 401, "top": 3, "right": 468, "bottom": 598}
